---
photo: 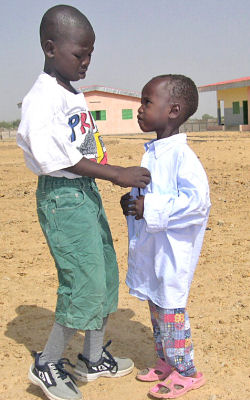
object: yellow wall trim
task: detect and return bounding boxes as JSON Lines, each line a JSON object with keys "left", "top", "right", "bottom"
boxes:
{"left": 217, "top": 87, "right": 248, "bottom": 107}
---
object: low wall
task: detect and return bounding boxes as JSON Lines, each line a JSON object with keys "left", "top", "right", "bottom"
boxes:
{"left": 1, "top": 123, "right": 249, "bottom": 141}
{"left": 180, "top": 120, "right": 223, "bottom": 132}
{"left": 0, "top": 130, "right": 17, "bottom": 140}
{"left": 240, "top": 124, "right": 250, "bottom": 131}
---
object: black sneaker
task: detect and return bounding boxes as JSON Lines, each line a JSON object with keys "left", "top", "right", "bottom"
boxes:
{"left": 28, "top": 351, "right": 82, "bottom": 400}
{"left": 74, "top": 340, "right": 134, "bottom": 382}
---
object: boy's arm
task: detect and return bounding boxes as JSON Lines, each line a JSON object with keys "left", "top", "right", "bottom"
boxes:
{"left": 65, "top": 157, "right": 151, "bottom": 188}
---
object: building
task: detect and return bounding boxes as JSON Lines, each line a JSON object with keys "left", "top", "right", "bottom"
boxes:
{"left": 199, "top": 77, "right": 250, "bottom": 131}
{"left": 79, "top": 85, "right": 142, "bottom": 135}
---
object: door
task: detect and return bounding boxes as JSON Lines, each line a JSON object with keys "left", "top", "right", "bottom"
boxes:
{"left": 218, "top": 100, "right": 224, "bottom": 125}
{"left": 243, "top": 100, "right": 248, "bottom": 124}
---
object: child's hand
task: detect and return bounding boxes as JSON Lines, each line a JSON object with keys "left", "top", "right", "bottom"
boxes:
{"left": 134, "top": 195, "right": 144, "bottom": 220}
{"left": 120, "top": 192, "right": 133, "bottom": 215}
{"left": 120, "top": 193, "right": 144, "bottom": 220}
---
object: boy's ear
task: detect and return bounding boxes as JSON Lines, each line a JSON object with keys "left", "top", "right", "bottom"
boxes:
{"left": 43, "top": 40, "right": 56, "bottom": 59}
{"left": 169, "top": 103, "right": 180, "bottom": 119}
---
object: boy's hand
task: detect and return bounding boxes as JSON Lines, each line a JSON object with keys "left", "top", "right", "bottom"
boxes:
{"left": 120, "top": 193, "right": 144, "bottom": 220}
{"left": 113, "top": 166, "right": 150, "bottom": 188}
{"left": 66, "top": 158, "right": 150, "bottom": 188}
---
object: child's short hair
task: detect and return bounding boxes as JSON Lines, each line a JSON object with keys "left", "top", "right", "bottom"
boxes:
{"left": 152, "top": 74, "right": 198, "bottom": 123}
{"left": 40, "top": 5, "right": 94, "bottom": 45}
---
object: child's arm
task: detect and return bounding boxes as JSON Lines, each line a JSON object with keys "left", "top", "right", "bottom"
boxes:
{"left": 65, "top": 157, "right": 151, "bottom": 188}
{"left": 143, "top": 152, "right": 210, "bottom": 232}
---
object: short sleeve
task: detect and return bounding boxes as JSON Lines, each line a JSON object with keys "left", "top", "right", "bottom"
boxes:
{"left": 17, "top": 81, "right": 83, "bottom": 174}
{"left": 25, "top": 114, "right": 83, "bottom": 174}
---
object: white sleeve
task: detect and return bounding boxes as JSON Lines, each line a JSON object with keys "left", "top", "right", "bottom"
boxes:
{"left": 17, "top": 92, "right": 83, "bottom": 174}
{"left": 26, "top": 118, "right": 83, "bottom": 174}
{"left": 143, "top": 152, "right": 210, "bottom": 233}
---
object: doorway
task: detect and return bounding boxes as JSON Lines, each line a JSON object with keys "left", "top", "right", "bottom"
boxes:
{"left": 218, "top": 100, "right": 224, "bottom": 125}
{"left": 243, "top": 100, "right": 248, "bottom": 124}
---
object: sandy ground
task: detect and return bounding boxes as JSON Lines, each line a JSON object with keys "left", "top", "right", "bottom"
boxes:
{"left": 0, "top": 131, "right": 249, "bottom": 400}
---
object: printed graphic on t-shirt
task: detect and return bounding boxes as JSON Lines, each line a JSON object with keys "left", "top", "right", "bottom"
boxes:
{"left": 68, "top": 110, "right": 107, "bottom": 165}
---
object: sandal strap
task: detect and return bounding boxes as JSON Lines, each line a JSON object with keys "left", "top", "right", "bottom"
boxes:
{"left": 149, "top": 370, "right": 206, "bottom": 398}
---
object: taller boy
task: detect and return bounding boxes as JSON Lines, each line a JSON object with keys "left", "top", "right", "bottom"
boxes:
{"left": 17, "top": 5, "right": 150, "bottom": 400}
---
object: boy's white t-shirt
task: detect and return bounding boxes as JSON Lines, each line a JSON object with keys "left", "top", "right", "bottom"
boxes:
{"left": 17, "top": 73, "right": 107, "bottom": 178}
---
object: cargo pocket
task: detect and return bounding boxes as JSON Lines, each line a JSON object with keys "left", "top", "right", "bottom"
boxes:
{"left": 51, "top": 188, "right": 88, "bottom": 248}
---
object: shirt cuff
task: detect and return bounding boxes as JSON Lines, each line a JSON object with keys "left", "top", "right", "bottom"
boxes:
{"left": 143, "top": 193, "right": 174, "bottom": 233}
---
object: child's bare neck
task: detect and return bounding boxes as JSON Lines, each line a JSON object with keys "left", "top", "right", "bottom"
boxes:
{"left": 43, "top": 66, "right": 77, "bottom": 94}
{"left": 156, "top": 127, "right": 180, "bottom": 140}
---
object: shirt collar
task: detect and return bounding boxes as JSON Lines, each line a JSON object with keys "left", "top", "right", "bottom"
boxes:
{"left": 144, "top": 133, "right": 187, "bottom": 158}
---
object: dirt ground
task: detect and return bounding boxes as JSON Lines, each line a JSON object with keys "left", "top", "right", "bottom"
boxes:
{"left": 0, "top": 131, "right": 249, "bottom": 400}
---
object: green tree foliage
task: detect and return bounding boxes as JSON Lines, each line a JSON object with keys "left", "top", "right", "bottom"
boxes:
{"left": 0, "top": 120, "right": 20, "bottom": 129}
{"left": 202, "top": 114, "right": 215, "bottom": 120}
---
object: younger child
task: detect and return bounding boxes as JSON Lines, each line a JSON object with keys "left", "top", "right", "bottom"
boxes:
{"left": 17, "top": 5, "right": 150, "bottom": 400}
{"left": 120, "top": 74, "right": 210, "bottom": 399}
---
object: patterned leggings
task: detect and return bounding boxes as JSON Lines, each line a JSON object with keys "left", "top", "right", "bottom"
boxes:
{"left": 148, "top": 301, "right": 196, "bottom": 377}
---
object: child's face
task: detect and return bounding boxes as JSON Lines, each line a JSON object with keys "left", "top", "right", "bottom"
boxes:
{"left": 137, "top": 79, "right": 173, "bottom": 134}
{"left": 51, "top": 27, "right": 95, "bottom": 84}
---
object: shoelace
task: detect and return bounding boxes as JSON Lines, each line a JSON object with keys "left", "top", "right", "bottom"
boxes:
{"left": 32, "top": 351, "right": 76, "bottom": 384}
{"left": 102, "top": 340, "right": 118, "bottom": 374}
{"left": 54, "top": 358, "right": 76, "bottom": 383}
{"left": 78, "top": 340, "right": 118, "bottom": 373}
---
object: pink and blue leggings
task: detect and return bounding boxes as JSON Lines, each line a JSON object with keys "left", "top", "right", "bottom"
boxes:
{"left": 148, "top": 301, "right": 196, "bottom": 377}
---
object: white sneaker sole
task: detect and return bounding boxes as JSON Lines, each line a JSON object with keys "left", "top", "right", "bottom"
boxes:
{"left": 74, "top": 362, "right": 134, "bottom": 382}
{"left": 28, "top": 364, "right": 83, "bottom": 400}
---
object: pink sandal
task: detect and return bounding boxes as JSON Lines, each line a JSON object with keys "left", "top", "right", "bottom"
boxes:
{"left": 149, "top": 370, "right": 206, "bottom": 398}
{"left": 136, "top": 358, "right": 173, "bottom": 382}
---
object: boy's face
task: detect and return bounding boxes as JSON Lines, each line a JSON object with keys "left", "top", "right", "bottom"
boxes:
{"left": 48, "top": 27, "right": 95, "bottom": 84}
{"left": 137, "top": 79, "right": 173, "bottom": 133}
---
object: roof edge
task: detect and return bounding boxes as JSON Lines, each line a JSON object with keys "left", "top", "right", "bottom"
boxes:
{"left": 79, "top": 85, "right": 140, "bottom": 98}
{"left": 199, "top": 77, "right": 250, "bottom": 92}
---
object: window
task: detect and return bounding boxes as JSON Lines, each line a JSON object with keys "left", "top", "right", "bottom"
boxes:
{"left": 122, "top": 109, "right": 133, "bottom": 119}
{"left": 232, "top": 101, "right": 240, "bottom": 114}
{"left": 91, "top": 110, "right": 106, "bottom": 120}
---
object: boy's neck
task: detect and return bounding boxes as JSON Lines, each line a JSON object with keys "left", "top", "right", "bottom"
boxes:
{"left": 156, "top": 126, "right": 180, "bottom": 140}
{"left": 43, "top": 65, "right": 77, "bottom": 94}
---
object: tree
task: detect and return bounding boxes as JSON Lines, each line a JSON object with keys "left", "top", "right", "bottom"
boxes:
{"left": 202, "top": 114, "right": 215, "bottom": 121}
{"left": 0, "top": 119, "right": 20, "bottom": 129}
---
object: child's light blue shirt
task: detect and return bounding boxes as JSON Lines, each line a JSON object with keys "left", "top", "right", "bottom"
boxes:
{"left": 126, "top": 133, "right": 211, "bottom": 309}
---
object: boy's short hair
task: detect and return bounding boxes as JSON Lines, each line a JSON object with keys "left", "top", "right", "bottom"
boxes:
{"left": 152, "top": 74, "right": 198, "bottom": 123}
{"left": 40, "top": 5, "right": 94, "bottom": 45}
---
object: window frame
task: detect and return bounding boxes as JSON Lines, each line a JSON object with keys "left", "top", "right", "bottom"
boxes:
{"left": 91, "top": 110, "right": 106, "bottom": 121}
{"left": 122, "top": 109, "right": 133, "bottom": 120}
{"left": 232, "top": 101, "right": 240, "bottom": 115}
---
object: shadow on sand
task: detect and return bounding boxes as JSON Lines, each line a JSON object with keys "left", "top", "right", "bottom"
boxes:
{"left": 5, "top": 304, "right": 154, "bottom": 397}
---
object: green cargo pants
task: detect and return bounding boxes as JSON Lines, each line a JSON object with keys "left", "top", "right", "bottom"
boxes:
{"left": 36, "top": 175, "right": 119, "bottom": 330}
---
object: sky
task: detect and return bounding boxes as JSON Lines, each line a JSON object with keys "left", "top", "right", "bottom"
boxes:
{"left": 1, "top": 0, "right": 250, "bottom": 121}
